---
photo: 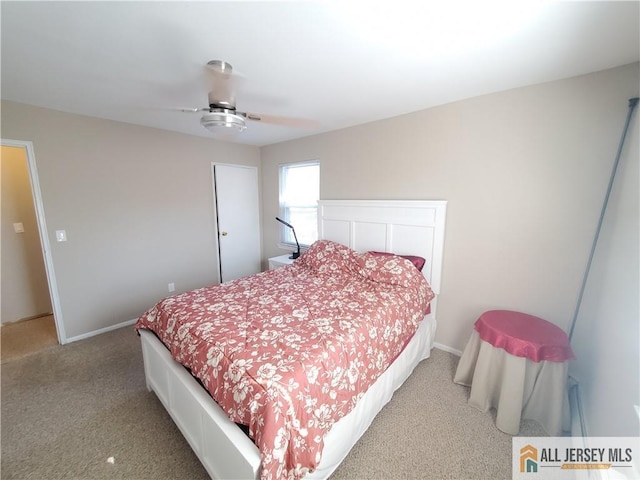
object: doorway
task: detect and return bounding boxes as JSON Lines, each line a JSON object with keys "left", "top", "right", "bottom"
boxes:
{"left": 1, "top": 140, "right": 65, "bottom": 359}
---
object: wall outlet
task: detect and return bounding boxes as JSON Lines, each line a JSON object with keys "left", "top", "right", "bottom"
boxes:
{"left": 168, "top": 283, "right": 175, "bottom": 292}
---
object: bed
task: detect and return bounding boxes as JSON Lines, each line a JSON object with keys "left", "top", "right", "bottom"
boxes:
{"left": 136, "top": 199, "right": 447, "bottom": 479}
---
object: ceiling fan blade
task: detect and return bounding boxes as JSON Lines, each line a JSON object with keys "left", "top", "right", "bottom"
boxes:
{"left": 179, "top": 107, "right": 210, "bottom": 113}
{"left": 241, "top": 112, "right": 317, "bottom": 129}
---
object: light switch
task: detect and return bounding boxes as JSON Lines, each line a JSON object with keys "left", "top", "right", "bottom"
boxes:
{"left": 56, "top": 230, "right": 67, "bottom": 242}
{"left": 13, "top": 223, "right": 24, "bottom": 233}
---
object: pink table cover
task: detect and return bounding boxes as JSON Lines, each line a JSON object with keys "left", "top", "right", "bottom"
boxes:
{"left": 474, "top": 310, "right": 574, "bottom": 363}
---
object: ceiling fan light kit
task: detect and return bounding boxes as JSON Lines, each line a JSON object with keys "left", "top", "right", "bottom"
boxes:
{"left": 200, "top": 110, "right": 247, "bottom": 132}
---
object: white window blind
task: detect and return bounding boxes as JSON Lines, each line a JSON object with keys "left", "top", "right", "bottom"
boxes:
{"left": 279, "top": 161, "right": 319, "bottom": 248}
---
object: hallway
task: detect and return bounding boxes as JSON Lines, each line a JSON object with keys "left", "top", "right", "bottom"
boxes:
{"left": 1, "top": 315, "right": 58, "bottom": 363}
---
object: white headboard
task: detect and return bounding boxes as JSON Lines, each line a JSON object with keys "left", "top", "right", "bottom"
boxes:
{"left": 318, "top": 200, "right": 447, "bottom": 297}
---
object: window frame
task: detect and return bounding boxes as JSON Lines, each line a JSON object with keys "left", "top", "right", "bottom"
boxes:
{"left": 277, "top": 160, "right": 320, "bottom": 252}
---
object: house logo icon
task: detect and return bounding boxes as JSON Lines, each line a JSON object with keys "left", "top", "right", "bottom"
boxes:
{"left": 520, "top": 444, "right": 538, "bottom": 473}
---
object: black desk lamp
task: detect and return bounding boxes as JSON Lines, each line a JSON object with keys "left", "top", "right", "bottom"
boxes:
{"left": 276, "top": 217, "right": 301, "bottom": 259}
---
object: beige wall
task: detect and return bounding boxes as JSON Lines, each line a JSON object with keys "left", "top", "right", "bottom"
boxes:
{"left": 261, "top": 63, "right": 640, "bottom": 353}
{"left": 1, "top": 145, "right": 52, "bottom": 323}
{"left": 1, "top": 101, "right": 260, "bottom": 340}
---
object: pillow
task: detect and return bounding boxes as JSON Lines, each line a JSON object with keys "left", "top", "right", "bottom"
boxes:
{"left": 356, "top": 253, "right": 416, "bottom": 288}
{"left": 368, "top": 251, "right": 426, "bottom": 272}
{"left": 297, "top": 239, "right": 359, "bottom": 275}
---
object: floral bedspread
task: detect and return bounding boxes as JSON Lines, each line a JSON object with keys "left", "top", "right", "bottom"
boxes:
{"left": 136, "top": 240, "right": 434, "bottom": 480}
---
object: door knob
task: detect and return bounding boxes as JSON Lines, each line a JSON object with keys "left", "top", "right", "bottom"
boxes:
{"left": 221, "top": 231, "right": 228, "bottom": 236}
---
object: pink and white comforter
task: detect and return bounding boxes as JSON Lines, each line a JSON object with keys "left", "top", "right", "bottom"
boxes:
{"left": 136, "top": 240, "right": 434, "bottom": 479}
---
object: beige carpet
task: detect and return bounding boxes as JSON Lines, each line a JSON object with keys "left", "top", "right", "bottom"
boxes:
{"left": 1, "top": 325, "right": 547, "bottom": 480}
{"left": 1, "top": 315, "right": 58, "bottom": 364}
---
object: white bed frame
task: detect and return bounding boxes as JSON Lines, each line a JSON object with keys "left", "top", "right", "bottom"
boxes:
{"left": 139, "top": 200, "right": 447, "bottom": 479}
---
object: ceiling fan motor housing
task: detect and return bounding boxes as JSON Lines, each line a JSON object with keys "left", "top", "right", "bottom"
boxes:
{"left": 208, "top": 90, "right": 236, "bottom": 110}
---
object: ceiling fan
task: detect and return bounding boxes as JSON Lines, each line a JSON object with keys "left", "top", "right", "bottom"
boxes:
{"left": 183, "top": 60, "right": 315, "bottom": 134}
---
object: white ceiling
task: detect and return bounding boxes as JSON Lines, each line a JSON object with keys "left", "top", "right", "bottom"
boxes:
{"left": 2, "top": 1, "right": 638, "bottom": 147}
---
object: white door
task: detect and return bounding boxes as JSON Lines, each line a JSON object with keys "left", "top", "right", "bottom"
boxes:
{"left": 213, "top": 164, "right": 261, "bottom": 282}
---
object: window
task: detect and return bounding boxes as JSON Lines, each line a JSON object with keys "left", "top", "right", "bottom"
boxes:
{"left": 279, "top": 161, "right": 319, "bottom": 248}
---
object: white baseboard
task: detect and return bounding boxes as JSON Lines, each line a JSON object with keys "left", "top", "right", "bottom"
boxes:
{"left": 1, "top": 312, "right": 54, "bottom": 326}
{"left": 64, "top": 318, "right": 137, "bottom": 344}
{"left": 433, "top": 342, "right": 462, "bottom": 356}
{"left": 66, "top": 322, "right": 462, "bottom": 354}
